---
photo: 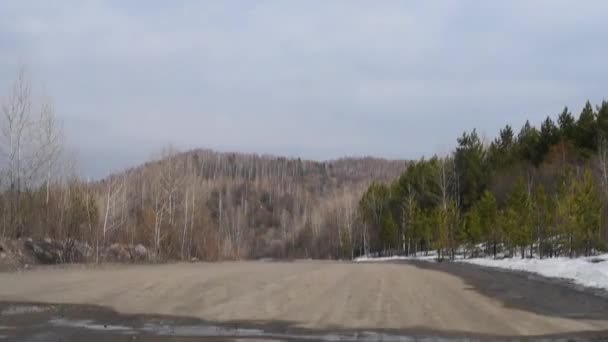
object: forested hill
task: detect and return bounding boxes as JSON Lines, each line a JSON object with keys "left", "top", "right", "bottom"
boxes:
{"left": 7, "top": 67, "right": 607, "bottom": 263}
{"left": 359, "top": 100, "right": 608, "bottom": 260}
{"left": 82, "top": 150, "right": 407, "bottom": 260}
{"left": 0, "top": 73, "right": 409, "bottom": 262}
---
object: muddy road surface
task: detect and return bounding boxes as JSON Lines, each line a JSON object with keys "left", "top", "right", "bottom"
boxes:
{"left": 1, "top": 260, "right": 608, "bottom": 341}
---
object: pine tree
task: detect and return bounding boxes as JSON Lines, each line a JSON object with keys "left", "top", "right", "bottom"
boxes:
{"left": 531, "top": 185, "right": 552, "bottom": 258}
{"left": 410, "top": 202, "right": 424, "bottom": 256}
{"left": 448, "top": 204, "right": 458, "bottom": 260}
{"left": 477, "top": 190, "right": 498, "bottom": 257}
{"left": 506, "top": 178, "right": 532, "bottom": 258}
{"left": 575, "top": 101, "right": 597, "bottom": 153}
{"left": 359, "top": 182, "right": 391, "bottom": 253}
{"left": 418, "top": 210, "right": 433, "bottom": 256}
{"left": 488, "top": 125, "right": 517, "bottom": 170}
{"left": 517, "top": 121, "right": 542, "bottom": 166}
{"left": 558, "top": 106, "right": 576, "bottom": 141}
{"left": 556, "top": 167, "right": 577, "bottom": 257}
{"left": 502, "top": 207, "right": 519, "bottom": 257}
{"left": 539, "top": 116, "right": 560, "bottom": 161}
{"left": 461, "top": 207, "right": 481, "bottom": 257}
{"left": 380, "top": 211, "right": 398, "bottom": 252}
{"left": 455, "top": 130, "right": 487, "bottom": 209}
{"left": 431, "top": 206, "right": 449, "bottom": 259}
{"left": 573, "top": 170, "right": 601, "bottom": 256}
{"left": 597, "top": 101, "right": 608, "bottom": 140}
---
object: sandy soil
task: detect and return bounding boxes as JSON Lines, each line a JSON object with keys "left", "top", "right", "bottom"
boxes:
{"left": 1, "top": 261, "right": 607, "bottom": 337}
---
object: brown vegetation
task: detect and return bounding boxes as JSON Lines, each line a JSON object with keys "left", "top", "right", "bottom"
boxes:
{"left": 0, "top": 70, "right": 407, "bottom": 262}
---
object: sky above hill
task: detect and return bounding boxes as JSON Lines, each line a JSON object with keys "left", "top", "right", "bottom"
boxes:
{"left": 1, "top": 1, "right": 607, "bottom": 178}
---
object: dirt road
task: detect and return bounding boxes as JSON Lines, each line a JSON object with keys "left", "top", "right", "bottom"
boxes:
{"left": 1, "top": 260, "right": 608, "bottom": 340}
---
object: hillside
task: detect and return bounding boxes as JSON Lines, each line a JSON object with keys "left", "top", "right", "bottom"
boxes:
{"left": 85, "top": 149, "right": 407, "bottom": 260}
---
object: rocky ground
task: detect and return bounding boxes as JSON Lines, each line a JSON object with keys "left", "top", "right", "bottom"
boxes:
{"left": 0, "top": 238, "right": 151, "bottom": 272}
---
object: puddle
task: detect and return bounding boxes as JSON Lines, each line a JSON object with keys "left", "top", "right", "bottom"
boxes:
{"left": 142, "top": 323, "right": 265, "bottom": 337}
{"left": 49, "top": 318, "right": 132, "bottom": 332}
{"left": 48, "top": 317, "right": 466, "bottom": 341}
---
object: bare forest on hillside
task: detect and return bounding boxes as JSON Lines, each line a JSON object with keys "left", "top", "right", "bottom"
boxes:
{"left": 85, "top": 150, "right": 406, "bottom": 260}
{"left": 0, "top": 70, "right": 406, "bottom": 261}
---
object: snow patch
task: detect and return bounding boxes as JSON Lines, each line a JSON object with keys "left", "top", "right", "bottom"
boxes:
{"left": 354, "top": 254, "right": 438, "bottom": 262}
{"left": 1, "top": 305, "right": 51, "bottom": 316}
{"left": 460, "top": 254, "right": 608, "bottom": 290}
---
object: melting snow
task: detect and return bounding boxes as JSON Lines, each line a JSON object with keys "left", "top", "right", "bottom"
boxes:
{"left": 459, "top": 254, "right": 608, "bottom": 290}
{"left": 354, "top": 252, "right": 608, "bottom": 291}
{"left": 354, "top": 253, "right": 438, "bottom": 263}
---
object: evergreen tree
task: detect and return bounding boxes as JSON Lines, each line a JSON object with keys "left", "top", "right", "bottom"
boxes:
{"left": 359, "top": 101, "right": 608, "bottom": 259}
{"left": 432, "top": 206, "right": 449, "bottom": 259}
{"left": 573, "top": 170, "right": 601, "bottom": 256}
{"left": 380, "top": 211, "right": 398, "bottom": 251}
{"left": 502, "top": 207, "right": 519, "bottom": 257}
{"left": 531, "top": 185, "right": 552, "bottom": 258}
{"left": 538, "top": 116, "right": 560, "bottom": 161}
{"left": 359, "top": 182, "right": 391, "bottom": 253}
{"left": 556, "top": 167, "right": 577, "bottom": 257}
{"left": 446, "top": 199, "right": 460, "bottom": 260}
{"left": 488, "top": 125, "right": 516, "bottom": 170}
{"left": 558, "top": 106, "right": 575, "bottom": 141}
{"left": 597, "top": 101, "right": 608, "bottom": 141}
{"left": 575, "top": 101, "right": 597, "bottom": 153}
{"left": 506, "top": 178, "right": 532, "bottom": 258}
{"left": 461, "top": 207, "right": 481, "bottom": 257}
{"left": 478, "top": 190, "right": 499, "bottom": 257}
{"left": 517, "top": 121, "right": 542, "bottom": 166}
{"left": 409, "top": 202, "right": 424, "bottom": 255}
{"left": 455, "top": 130, "right": 487, "bottom": 210}
{"left": 420, "top": 210, "right": 433, "bottom": 255}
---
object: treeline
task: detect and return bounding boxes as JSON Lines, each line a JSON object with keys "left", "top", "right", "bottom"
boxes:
{"left": 359, "top": 101, "right": 608, "bottom": 259}
{"left": 5, "top": 69, "right": 606, "bottom": 262}
{"left": 0, "top": 70, "right": 407, "bottom": 261}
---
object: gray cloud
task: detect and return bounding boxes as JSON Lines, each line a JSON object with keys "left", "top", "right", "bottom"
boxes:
{"left": 1, "top": 0, "right": 607, "bottom": 178}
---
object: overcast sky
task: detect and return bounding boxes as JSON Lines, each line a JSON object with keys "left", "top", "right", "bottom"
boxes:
{"left": 1, "top": 1, "right": 607, "bottom": 178}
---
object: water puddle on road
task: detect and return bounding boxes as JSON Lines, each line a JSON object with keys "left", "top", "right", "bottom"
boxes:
{"left": 47, "top": 316, "right": 461, "bottom": 342}
{"left": 48, "top": 318, "right": 133, "bottom": 332}
{"left": 1, "top": 304, "right": 590, "bottom": 341}
{"left": 0, "top": 303, "right": 461, "bottom": 341}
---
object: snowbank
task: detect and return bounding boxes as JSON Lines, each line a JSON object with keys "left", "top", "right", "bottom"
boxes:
{"left": 355, "top": 252, "right": 608, "bottom": 290}
{"left": 354, "top": 254, "right": 437, "bottom": 262}
{"left": 460, "top": 254, "right": 608, "bottom": 290}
